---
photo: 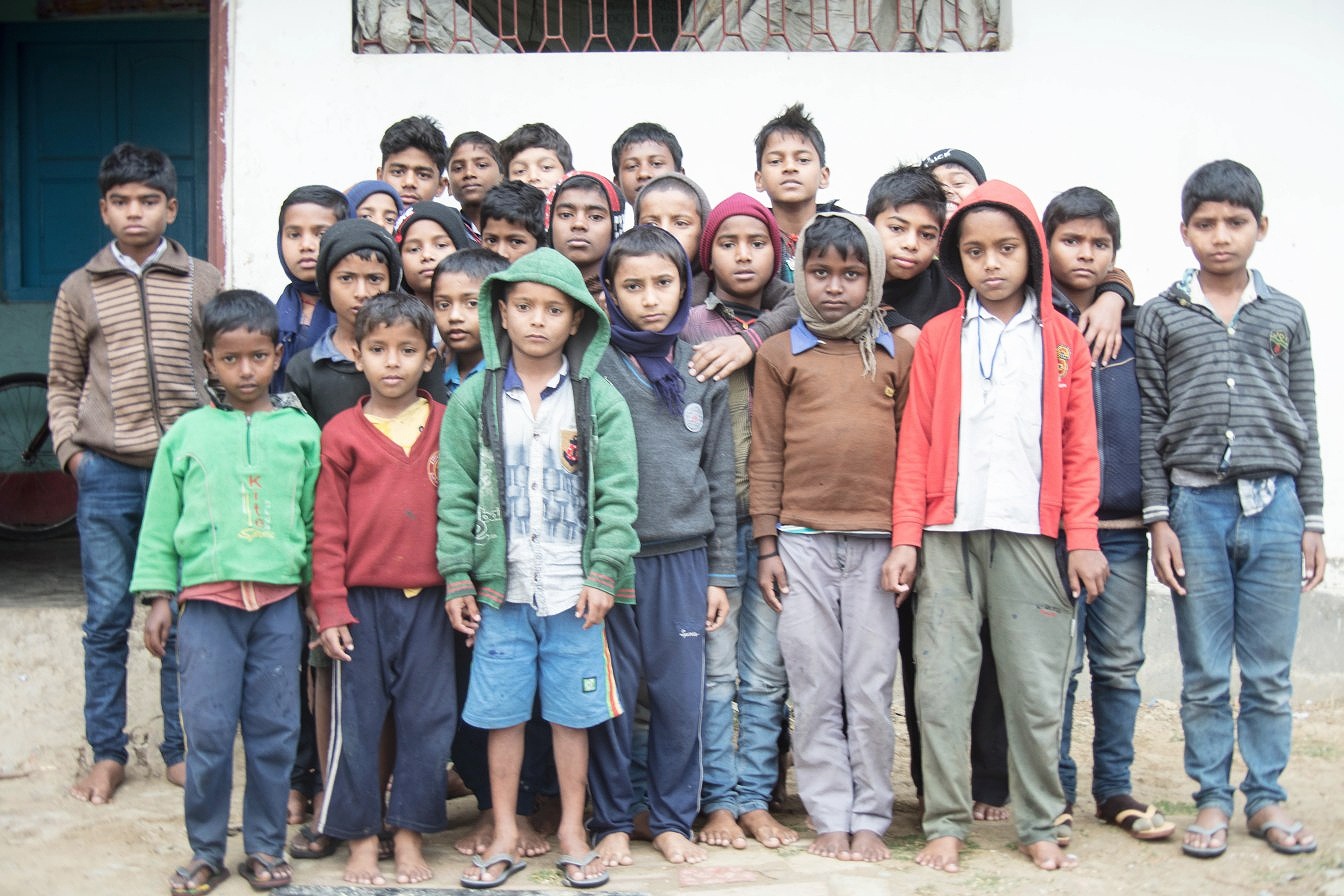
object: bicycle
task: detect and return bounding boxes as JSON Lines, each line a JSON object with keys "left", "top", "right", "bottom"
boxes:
{"left": 0, "top": 372, "right": 78, "bottom": 540}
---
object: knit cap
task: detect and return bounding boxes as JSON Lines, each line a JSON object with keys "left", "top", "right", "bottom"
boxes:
{"left": 632, "top": 172, "right": 711, "bottom": 226}
{"left": 921, "top": 148, "right": 987, "bottom": 185}
{"left": 315, "top": 218, "right": 402, "bottom": 306}
{"left": 344, "top": 180, "right": 404, "bottom": 220}
{"left": 393, "top": 201, "right": 472, "bottom": 254}
{"left": 544, "top": 170, "right": 626, "bottom": 236}
{"left": 698, "top": 192, "right": 782, "bottom": 284}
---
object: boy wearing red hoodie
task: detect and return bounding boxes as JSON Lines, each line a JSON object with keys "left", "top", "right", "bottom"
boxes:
{"left": 883, "top": 182, "right": 1108, "bottom": 874}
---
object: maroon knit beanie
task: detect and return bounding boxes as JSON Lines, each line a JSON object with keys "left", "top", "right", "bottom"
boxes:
{"left": 698, "top": 192, "right": 783, "bottom": 284}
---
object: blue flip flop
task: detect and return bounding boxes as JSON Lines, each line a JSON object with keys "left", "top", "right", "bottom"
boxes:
{"left": 461, "top": 853, "right": 527, "bottom": 889}
{"left": 1250, "top": 819, "right": 1318, "bottom": 855}
{"left": 557, "top": 851, "right": 610, "bottom": 889}
{"left": 1181, "top": 821, "right": 1228, "bottom": 859}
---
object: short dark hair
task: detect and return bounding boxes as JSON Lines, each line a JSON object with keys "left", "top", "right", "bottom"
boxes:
{"left": 434, "top": 246, "right": 508, "bottom": 286}
{"left": 203, "top": 289, "right": 279, "bottom": 349}
{"left": 500, "top": 122, "right": 574, "bottom": 171}
{"left": 98, "top": 143, "right": 177, "bottom": 199}
{"left": 610, "top": 122, "right": 684, "bottom": 176}
{"left": 379, "top": 115, "right": 450, "bottom": 174}
{"left": 800, "top": 215, "right": 867, "bottom": 266}
{"left": 278, "top": 184, "right": 348, "bottom": 230}
{"left": 1181, "top": 159, "right": 1263, "bottom": 223}
{"left": 354, "top": 290, "right": 435, "bottom": 346}
{"left": 754, "top": 103, "right": 826, "bottom": 169}
{"left": 480, "top": 181, "right": 547, "bottom": 243}
{"left": 1043, "top": 186, "right": 1122, "bottom": 250}
{"left": 603, "top": 225, "right": 687, "bottom": 288}
{"left": 449, "top": 131, "right": 503, "bottom": 170}
{"left": 865, "top": 165, "right": 946, "bottom": 227}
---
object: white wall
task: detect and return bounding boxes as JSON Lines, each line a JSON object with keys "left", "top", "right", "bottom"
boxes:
{"left": 225, "top": 0, "right": 1344, "bottom": 551}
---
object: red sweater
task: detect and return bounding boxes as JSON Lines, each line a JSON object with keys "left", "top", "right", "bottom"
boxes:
{"left": 312, "top": 394, "right": 446, "bottom": 629}
{"left": 891, "top": 181, "right": 1101, "bottom": 552}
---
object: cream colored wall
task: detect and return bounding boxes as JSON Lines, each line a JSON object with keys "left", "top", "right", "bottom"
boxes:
{"left": 225, "top": 0, "right": 1344, "bottom": 550}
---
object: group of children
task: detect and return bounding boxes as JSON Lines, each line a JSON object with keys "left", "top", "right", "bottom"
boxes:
{"left": 47, "top": 104, "right": 1324, "bottom": 895}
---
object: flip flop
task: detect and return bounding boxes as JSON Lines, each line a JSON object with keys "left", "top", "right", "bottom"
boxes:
{"left": 1052, "top": 804, "right": 1073, "bottom": 847}
{"left": 461, "top": 853, "right": 527, "bottom": 889}
{"left": 170, "top": 859, "right": 230, "bottom": 896}
{"left": 1181, "top": 821, "right": 1229, "bottom": 858}
{"left": 1249, "top": 819, "right": 1318, "bottom": 855}
{"left": 288, "top": 824, "right": 341, "bottom": 860}
{"left": 1097, "top": 795, "right": 1176, "bottom": 841}
{"left": 557, "top": 851, "right": 610, "bottom": 889}
{"left": 237, "top": 854, "right": 294, "bottom": 892}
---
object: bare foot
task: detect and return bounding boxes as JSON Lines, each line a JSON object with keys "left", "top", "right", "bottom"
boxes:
{"left": 531, "top": 793, "right": 562, "bottom": 837}
{"left": 456, "top": 808, "right": 495, "bottom": 856}
{"left": 632, "top": 809, "right": 654, "bottom": 841}
{"left": 462, "top": 830, "right": 522, "bottom": 886}
{"left": 343, "top": 835, "right": 386, "bottom": 884}
{"left": 70, "top": 760, "right": 125, "bottom": 804}
{"left": 1185, "top": 806, "right": 1230, "bottom": 854}
{"left": 446, "top": 766, "right": 472, "bottom": 799}
{"left": 914, "top": 834, "right": 962, "bottom": 872}
{"left": 698, "top": 808, "right": 747, "bottom": 849}
{"left": 287, "top": 789, "right": 309, "bottom": 824}
{"left": 850, "top": 829, "right": 890, "bottom": 862}
{"left": 1247, "top": 804, "right": 1317, "bottom": 853}
{"left": 740, "top": 808, "right": 798, "bottom": 848}
{"left": 652, "top": 830, "right": 707, "bottom": 864}
{"left": 165, "top": 761, "right": 186, "bottom": 788}
{"left": 1020, "top": 839, "right": 1076, "bottom": 870}
{"left": 595, "top": 831, "right": 633, "bottom": 867}
{"left": 517, "top": 813, "right": 551, "bottom": 856}
{"left": 393, "top": 828, "right": 432, "bottom": 883}
{"left": 973, "top": 801, "right": 1008, "bottom": 821}
{"left": 809, "top": 831, "right": 851, "bottom": 860}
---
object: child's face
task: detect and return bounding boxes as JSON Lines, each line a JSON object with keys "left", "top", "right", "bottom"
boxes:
{"left": 616, "top": 140, "right": 676, "bottom": 205}
{"left": 873, "top": 202, "right": 941, "bottom": 282}
{"left": 328, "top": 254, "right": 391, "bottom": 333}
{"left": 610, "top": 253, "right": 682, "bottom": 332}
{"left": 100, "top": 182, "right": 178, "bottom": 258}
{"left": 498, "top": 282, "right": 582, "bottom": 362}
{"left": 1049, "top": 217, "right": 1116, "bottom": 298}
{"left": 1180, "top": 200, "right": 1267, "bottom": 278}
{"left": 508, "top": 147, "right": 565, "bottom": 192}
{"left": 280, "top": 203, "right": 340, "bottom": 282}
{"left": 481, "top": 219, "right": 539, "bottom": 263}
{"left": 958, "top": 208, "right": 1029, "bottom": 312}
{"left": 400, "top": 219, "right": 458, "bottom": 296}
{"left": 637, "top": 188, "right": 703, "bottom": 266}
{"left": 754, "top": 132, "right": 829, "bottom": 209}
{"left": 802, "top": 246, "right": 869, "bottom": 323}
{"left": 708, "top": 214, "right": 775, "bottom": 303}
{"left": 931, "top": 163, "right": 979, "bottom": 214}
{"left": 432, "top": 271, "right": 483, "bottom": 359}
{"left": 354, "top": 320, "right": 435, "bottom": 403}
{"left": 449, "top": 143, "right": 502, "bottom": 209}
{"left": 378, "top": 147, "right": 445, "bottom": 206}
{"left": 551, "top": 186, "right": 613, "bottom": 270}
{"left": 354, "top": 193, "right": 399, "bottom": 233}
{"left": 203, "top": 327, "right": 281, "bottom": 415}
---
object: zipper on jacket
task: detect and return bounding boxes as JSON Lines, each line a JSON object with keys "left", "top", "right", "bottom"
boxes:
{"left": 136, "top": 273, "right": 165, "bottom": 434}
{"left": 245, "top": 413, "right": 253, "bottom": 465}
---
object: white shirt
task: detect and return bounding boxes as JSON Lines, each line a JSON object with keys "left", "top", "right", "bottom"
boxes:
{"left": 110, "top": 238, "right": 168, "bottom": 277}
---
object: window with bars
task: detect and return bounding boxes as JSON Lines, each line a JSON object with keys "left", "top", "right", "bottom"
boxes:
{"left": 354, "top": 1, "right": 1001, "bottom": 55}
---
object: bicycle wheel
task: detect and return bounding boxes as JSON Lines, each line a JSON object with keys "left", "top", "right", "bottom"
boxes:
{"left": 0, "top": 372, "right": 78, "bottom": 540}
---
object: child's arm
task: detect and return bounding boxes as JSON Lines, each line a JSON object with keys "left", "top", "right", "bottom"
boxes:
{"left": 583, "top": 383, "right": 642, "bottom": 612}
{"left": 1078, "top": 268, "right": 1135, "bottom": 363}
{"left": 436, "top": 382, "right": 486, "bottom": 641}
{"left": 747, "top": 346, "right": 789, "bottom": 610}
{"left": 310, "top": 425, "right": 358, "bottom": 651}
{"left": 689, "top": 292, "right": 800, "bottom": 383}
{"left": 46, "top": 284, "right": 92, "bottom": 473}
{"left": 891, "top": 324, "right": 939, "bottom": 548}
{"left": 1287, "top": 312, "right": 1327, "bottom": 590}
{"left": 702, "top": 378, "right": 739, "bottom": 592}
{"left": 706, "top": 586, "right": 729, "bottom": 631}
{"left": 1133, "top": 304, "right": 1185, "bottom": 593}
{"left": 129, "top": 426, "right": 187, "bottom": 597}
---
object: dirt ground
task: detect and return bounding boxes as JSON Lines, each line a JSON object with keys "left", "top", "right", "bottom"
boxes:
{"left": 1, "top": 538, "right": 1342, "bottom": 895}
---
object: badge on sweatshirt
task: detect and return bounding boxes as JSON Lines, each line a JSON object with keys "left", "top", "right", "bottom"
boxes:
{"left": 1269, "top": 329, "right": 1289, "bottom": 356}
{"left": 1056, "top": 344, "right": 1071, "bottom": 377}
{"left": 561, "top": 429, "right": 580, "bottom": 474}
{"left": 683, "top": 402, "right": 704, "bottom": 433}
{"left": 426, "top": 455, "right": 439, "bottom": 489}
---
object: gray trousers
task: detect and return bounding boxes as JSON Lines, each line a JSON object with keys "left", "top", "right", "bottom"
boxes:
{"left": 915, "top": 530, "right": 1075, "bottom": 845}
{"left": 777, "top": 532, "right": 899, "bottom": 836}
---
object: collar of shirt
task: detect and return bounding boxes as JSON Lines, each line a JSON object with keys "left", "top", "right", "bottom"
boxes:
{"left": 789, "top": 317, "right": 897, "bottom": 356}
{"left": 1183, "top": 268, "right": 1259, "bottom": 313}
{"left": 310, "top": 325, "right": 351, "bottom": 363}
{"left": 963, "top": 289, "right": 1040, "bottom": 330}
{"left": 110, "top": 238, "right": 168, "bottom": 277}
{"left": 445, "top": 356, "right": 486, "bottom": 389}
{"left": 503, "top": 356, "right": 570, "bottom": 399}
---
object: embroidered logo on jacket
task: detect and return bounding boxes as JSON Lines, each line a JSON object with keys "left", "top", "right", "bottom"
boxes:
{"left": 561, "top": 429, "right": 580, "bottom": 474}
{"left": 1055, "top": 344, "right": 1071, "bottom": 378}
{"left": 1269, "top": 329, "right": 1289, "bottom": 356}
{"left": 239, "top": 474, "right": 275, "bottom": 541}
{"left": 427, "top": 454, "right": 439, "bottom": 488}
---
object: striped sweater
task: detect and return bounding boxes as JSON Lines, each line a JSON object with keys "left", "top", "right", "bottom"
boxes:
{"left": 1135, "top": 270, "right": 1323, "bottom": 531}
{"left": 47, "top": 240, "right": 221, "bottom": 470}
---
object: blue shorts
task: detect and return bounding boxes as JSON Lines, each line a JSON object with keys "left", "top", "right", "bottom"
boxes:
{"left": 463, "top": 601, "right": 620, "bottom": 730}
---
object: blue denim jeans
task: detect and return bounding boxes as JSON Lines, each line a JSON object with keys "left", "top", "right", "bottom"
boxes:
{"left": 1168, "top": 476, "right": 1304, "bottom": 819}
{"left": 700, "top": 520, "right": 788, "bottom": 816}
{"left": 1059, "top": 528, "right": 1149, "bottom": 805}
{"left": 76, "top": 450, "right": 183, "bottom": 766}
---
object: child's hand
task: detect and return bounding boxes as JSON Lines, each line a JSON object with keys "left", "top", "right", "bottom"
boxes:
{"left": 576, "top": 586, "right": 614, "bottom": 629}
{"left": 881, "top": 546, "right": 919, "bottom": 605}
{"left": 1303, "top": 531, "right": 1327, "bottom": 591}
{"left": 446, "top": 596, "right": 481, "bottom": 645}
{"left": 319, "top": 625, "right": 354, "bottom": 662}
{"left": 142, "top": 596, "right": 173, "bottom": 658}
{"left": 759, "top": 553, "right": 789, "bottom": 613}
{"left": 893, "top": 324, "right": 921, "bottom": 348}
{"left": 705, "top": 586, "right": 729, "bottom": 632}
{"left": 1078, "top": 291, "right": 1124, "bottom": 364}
{"left": 1067, "top": 548, "right": 1109, "bottom": 601}
{"left": 1150, "top": 521, "right": 1186, "bottom": 596}
{"left": 689, "top": 335, "right": 753, "bottom": 383}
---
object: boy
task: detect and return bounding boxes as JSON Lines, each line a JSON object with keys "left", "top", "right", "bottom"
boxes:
{"left": 634, "top": 172, "right": 711, "bottom": 270}
{"left": 314, "top": 292, "right": 455, "bottom": 886}
{"left": 683, "top": 194, "right": 797, "bottom": 852}
{"left": 1137, "top": 160, "right": 1325, "bottom": 859}
{"left": 480, "top": 181, "right": 547, "bottom": 263}
{"left": 500, "top": 121, "right": 573, "bottom": 193}
{"left": 751, "top": 213, "right": 911, "bottom": 863}
{"left": 438, "top": 248, "right": 639, "bottom": 888}
{"left": 546, "top": 170, "right": 625, "bottom": 302}
{"left": 346, "top": 180, "right": 403, "bottom": 232}
{"left": 48, "top": 142, "right": 221, "bottom": 804}
{"left": 433, "top": 248, "right": 506, "bottom": 395}
{"left": 611, "top": 122, "right": 685, "bottom": 206}
{"left": 884, "top": 181, "right": 1108, "bottom": 874}
{"left": 448, "top": 131, "right": 504, "bottom": 240}
{"left": 377, "top": 115, "right": 450, "bottom": 206}
{"left": 393, "top": 201, "right": 471, "bottom": 300}
{"left": 275, "top": 185, "right": 346, "bottom": 390}
{"left": 753, "top": 103, "right": 838, "bottom": 283}
{"left": 1046, "top": 186, "right": 1174, "bottom": 843}
{"left": 921, "top": 147, "right": 986, "bottom": 215}
{"left": 132, "top": 290, "right": 319, "bottom": 895}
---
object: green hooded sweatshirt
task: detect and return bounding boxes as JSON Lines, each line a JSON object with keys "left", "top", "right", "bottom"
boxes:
{"left": 436, "top": 248, "right": 639, "bottom": 608}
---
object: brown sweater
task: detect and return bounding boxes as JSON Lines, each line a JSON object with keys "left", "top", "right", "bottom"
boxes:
{"left": 47, "top": 240, "right": 221, "bottom": 469}
{"left": 749, "top": 327, "right": 911, "bottom": 538}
